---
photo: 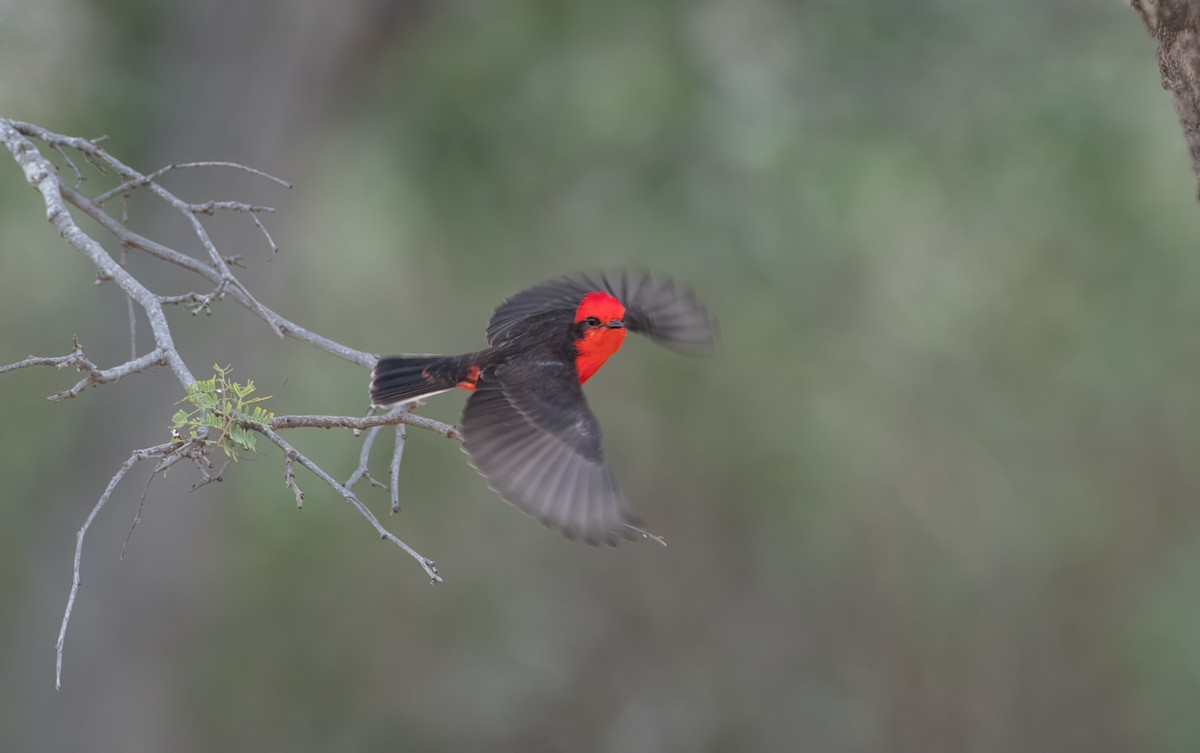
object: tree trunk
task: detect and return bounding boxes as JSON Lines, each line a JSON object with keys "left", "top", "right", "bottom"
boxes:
{"left": 1134, "top": 0, "right": 1200, "bottom": 199}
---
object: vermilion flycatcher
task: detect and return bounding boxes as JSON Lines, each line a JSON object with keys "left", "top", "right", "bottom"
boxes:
{"left": 370, "top": 270, "right": 716, "bottom": 544}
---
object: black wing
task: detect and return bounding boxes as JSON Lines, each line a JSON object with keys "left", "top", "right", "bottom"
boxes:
{"left": 486, "top": 269, "right": 718, "bottom": 353}
{"left": 460, "top": 363, "right": 639, "bottom": 544}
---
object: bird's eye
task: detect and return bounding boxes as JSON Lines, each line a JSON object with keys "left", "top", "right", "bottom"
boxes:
{"left": 585, "top": 317, "right": 601, "bottom": 327}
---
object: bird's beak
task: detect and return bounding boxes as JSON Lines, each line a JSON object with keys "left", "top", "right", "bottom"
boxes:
{"left": 607, "top": 320, "right": 625, "bottom": 329}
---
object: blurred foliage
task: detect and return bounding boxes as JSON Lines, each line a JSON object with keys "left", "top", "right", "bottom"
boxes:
{"left": 3, "top": 0, "right": 1200, "bottom": 751}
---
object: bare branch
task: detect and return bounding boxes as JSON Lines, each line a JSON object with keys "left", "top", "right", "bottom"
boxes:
{"left": 9, "top": 120, "right": 284, "bottom": 337}
{"left": 271, "top": 411, "right": 463, "bottom": 441}
{"left": 0, "top": 121, "right": 195, "bottom": 386}
{"left": 189, "top": 456, "right": 229, "bottom": 491}
{"left": 390, "top": 421, "right": 407, "bottom": 514}
{"left": 182, "top": 160, "right": 292, "bottom": 188}
{"left": 92, "top": 160, "right": 291, "bottom": 206}
{"left": 121, "top": 467, "right": 158, "bottom": 561}
{"left": 63, "top": 184, "right": 214, "bottom": 275}
{"left": 0, "top": 336, "right": 87, "bottom": 375}
{"left": 159, "top": 290, "right": 219, "bottom": 316}
{"left": 1, "top": 117, "right": 453, "bottom": 689}
{"left": 60, "top": 183, "right": 378, "bottom": 367}
{"left": 48, "top": 349, "right": 168, "bottom": 403}
{"left": 56, "top": 440, "right": 196, "bottom": 690}
{"left": 250, "top": 213, "right": 280, "bottom": 255}
{"left": 259, "top": 427, "right": 441, "bottom": 583}
{"left": 0, "top": 338, "right": 167, "bottom": 402}
{"left": 52, "top": 143, "right": 83, "bottom": 189}
{"left": 82, "top": 147, "right": 107, "bottom": 175}
{"left": 117, "top": 448, "right": 203, "bottom": 563}
{"left": 345, "top": 425, "right": 389, "bottom": 491}
{"left": 284, "top": 451, "right": 305, "bottom": 508}
{"left": 186, "top": 200, "right": 275, "bottom": 215}
{"left": 127, "top": 293, "right": 138, "bottom": 358}
{"left": 119, "top": 247, "right": 138, "bottom": 359}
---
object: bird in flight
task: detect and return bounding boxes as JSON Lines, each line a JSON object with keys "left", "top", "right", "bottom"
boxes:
{"left": 369, "top": 270, "right": 716, "bottom": 546}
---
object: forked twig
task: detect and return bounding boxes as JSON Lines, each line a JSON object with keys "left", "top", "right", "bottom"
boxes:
{"left": 56, "top": 441, "right": 196, "bottom": 690}
{"left": 0, "top": 116, "right": 454, "bottom": 689}
{"left": 260, "top": 427, "right": 441, "bottom": 583}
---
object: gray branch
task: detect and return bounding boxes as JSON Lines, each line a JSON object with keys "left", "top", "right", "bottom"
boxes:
{"left": 50, "top": 349, "right": 168, "bottom": 402}
{"left": 270, "top": 411, "right": 463, "bottom": 441}
{"left": 0, "top": 121, "right": 194, "bottom": 386}
{"left": 61, "top": 183, "right": 376, "bottom": 366}
{"left": 260, "top": 427, "right": 441, "bottom": 583}
{"left": 390, "top": 423, "right": 407, "bottom": 514}
{"left": 0, "top": 338, "right": 169, "bottom": 402}
{"left": 55, "top": 440, "right": 200, "bottom": 690}
{"left": 0, "top": 336, "right": 86, "bottom": 375}
{"left": 345, "top": 425, "right": 388, "bottom": 491}
{"left": 7, "top": 120, "right": 283, "bottom": 336}
{"left": 93, "top": 160, "right": 291, "bottom": 207}
{"left": 0, "top": 116, "right": 450, "bottom": 689}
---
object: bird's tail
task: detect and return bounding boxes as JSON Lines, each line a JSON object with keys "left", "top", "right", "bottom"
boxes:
{"left": 369, "top": 353, "right": 482, "bottom": 405}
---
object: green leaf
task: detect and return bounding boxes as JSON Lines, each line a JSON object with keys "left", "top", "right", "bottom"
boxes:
{"left": 173, "top": 366, "right": 274, "bottom": 451}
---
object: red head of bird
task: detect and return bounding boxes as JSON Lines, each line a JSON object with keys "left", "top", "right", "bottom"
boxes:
{"left": 573, "top": 291, "right": 627, "bottom": 383}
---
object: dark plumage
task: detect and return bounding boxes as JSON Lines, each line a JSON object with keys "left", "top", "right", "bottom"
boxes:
{"left": 370, "top": 270, "right": 716, "bottom": 544}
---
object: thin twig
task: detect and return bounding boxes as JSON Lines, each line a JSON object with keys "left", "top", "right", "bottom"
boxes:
{"left": 259, "top": 427, "right": 441, "bottom": 583}
{"left": 159, "top": 278, "right": 229, "bottom": 316}
{"left": 0, "top": 336, "right": 87, "bottom": 375}
{"left": 56, "top": 441, "right": 186, "bottom": 690}
{"left": 93, "top": 160, "right": 291, "bottom": 206}
{"left": 11, "top": 120, "right": 285, "bottom": 338}
{"left": 119, "top": 246, "right": 137, "bottom": 360}
{"left": 185, "top": 200, "right": 274, "bottom": 215}
{"left": 52, "top": 143, "right": 83, "bottom": 189}
{"left": 271, "top": 411, "right": 462, "bottom": 441}
{"left": 0, "top": 338, "right": 167, "bottom": 402}
{"left": 121, "top": 467, "right": 157, "bottom": 561}
{"left": 0, "top": 121, "right": 195, "bottom": 386}
{"left": 48, "top": 348, "right": 168, "bottom": 402}
{"left": 190, "top": 456, "right": 229, "bottom": 491}
{"left": 82, "top": 150, "right": 107, "bottom": 175}
{"left": 160, "top": 199, "right": 283, "bottom": 337}
{"left": 251, "top": 213, "right": 280, "bottom": 255}
{"left": 0, "top": 118, "right": 454, "bottom": 690}
{"left": 121, "top": 449, "right": 200, "bottom": 560}
{"left": 60, "top": 184, "right": 377, "bottom": 367}
{"left": 284, "top": 451, "right": 305, "bottom": 508}
{"left": 159, "top": 290, "right": 218, "bottom": 315}
{"left": 390, "top": 421, "right": 407, "bottom": 514}
{"left": 345, "top": 425, "right": 388, "bottom": 491}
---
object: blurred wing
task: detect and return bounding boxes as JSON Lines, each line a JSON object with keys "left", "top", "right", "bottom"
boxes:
{"left": 601, "top": 269, "right": 718, "bottom": 354}
{"left": 461, "top": 364, "right": 638, "bottom": 544}
{"left": 486, "top": 270, "right": 717, "bottom": 353}
{"left": 485, "top": 276, "right": 595, "bottom": 347}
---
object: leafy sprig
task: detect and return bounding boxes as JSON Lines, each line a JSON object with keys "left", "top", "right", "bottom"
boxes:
{"left": 171, "top": 364, "right": 273, "bottom": 460}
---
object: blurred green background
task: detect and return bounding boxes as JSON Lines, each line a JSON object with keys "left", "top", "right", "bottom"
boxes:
{"left": 3, "top": 0, "right": 1199, "bottom": 750}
